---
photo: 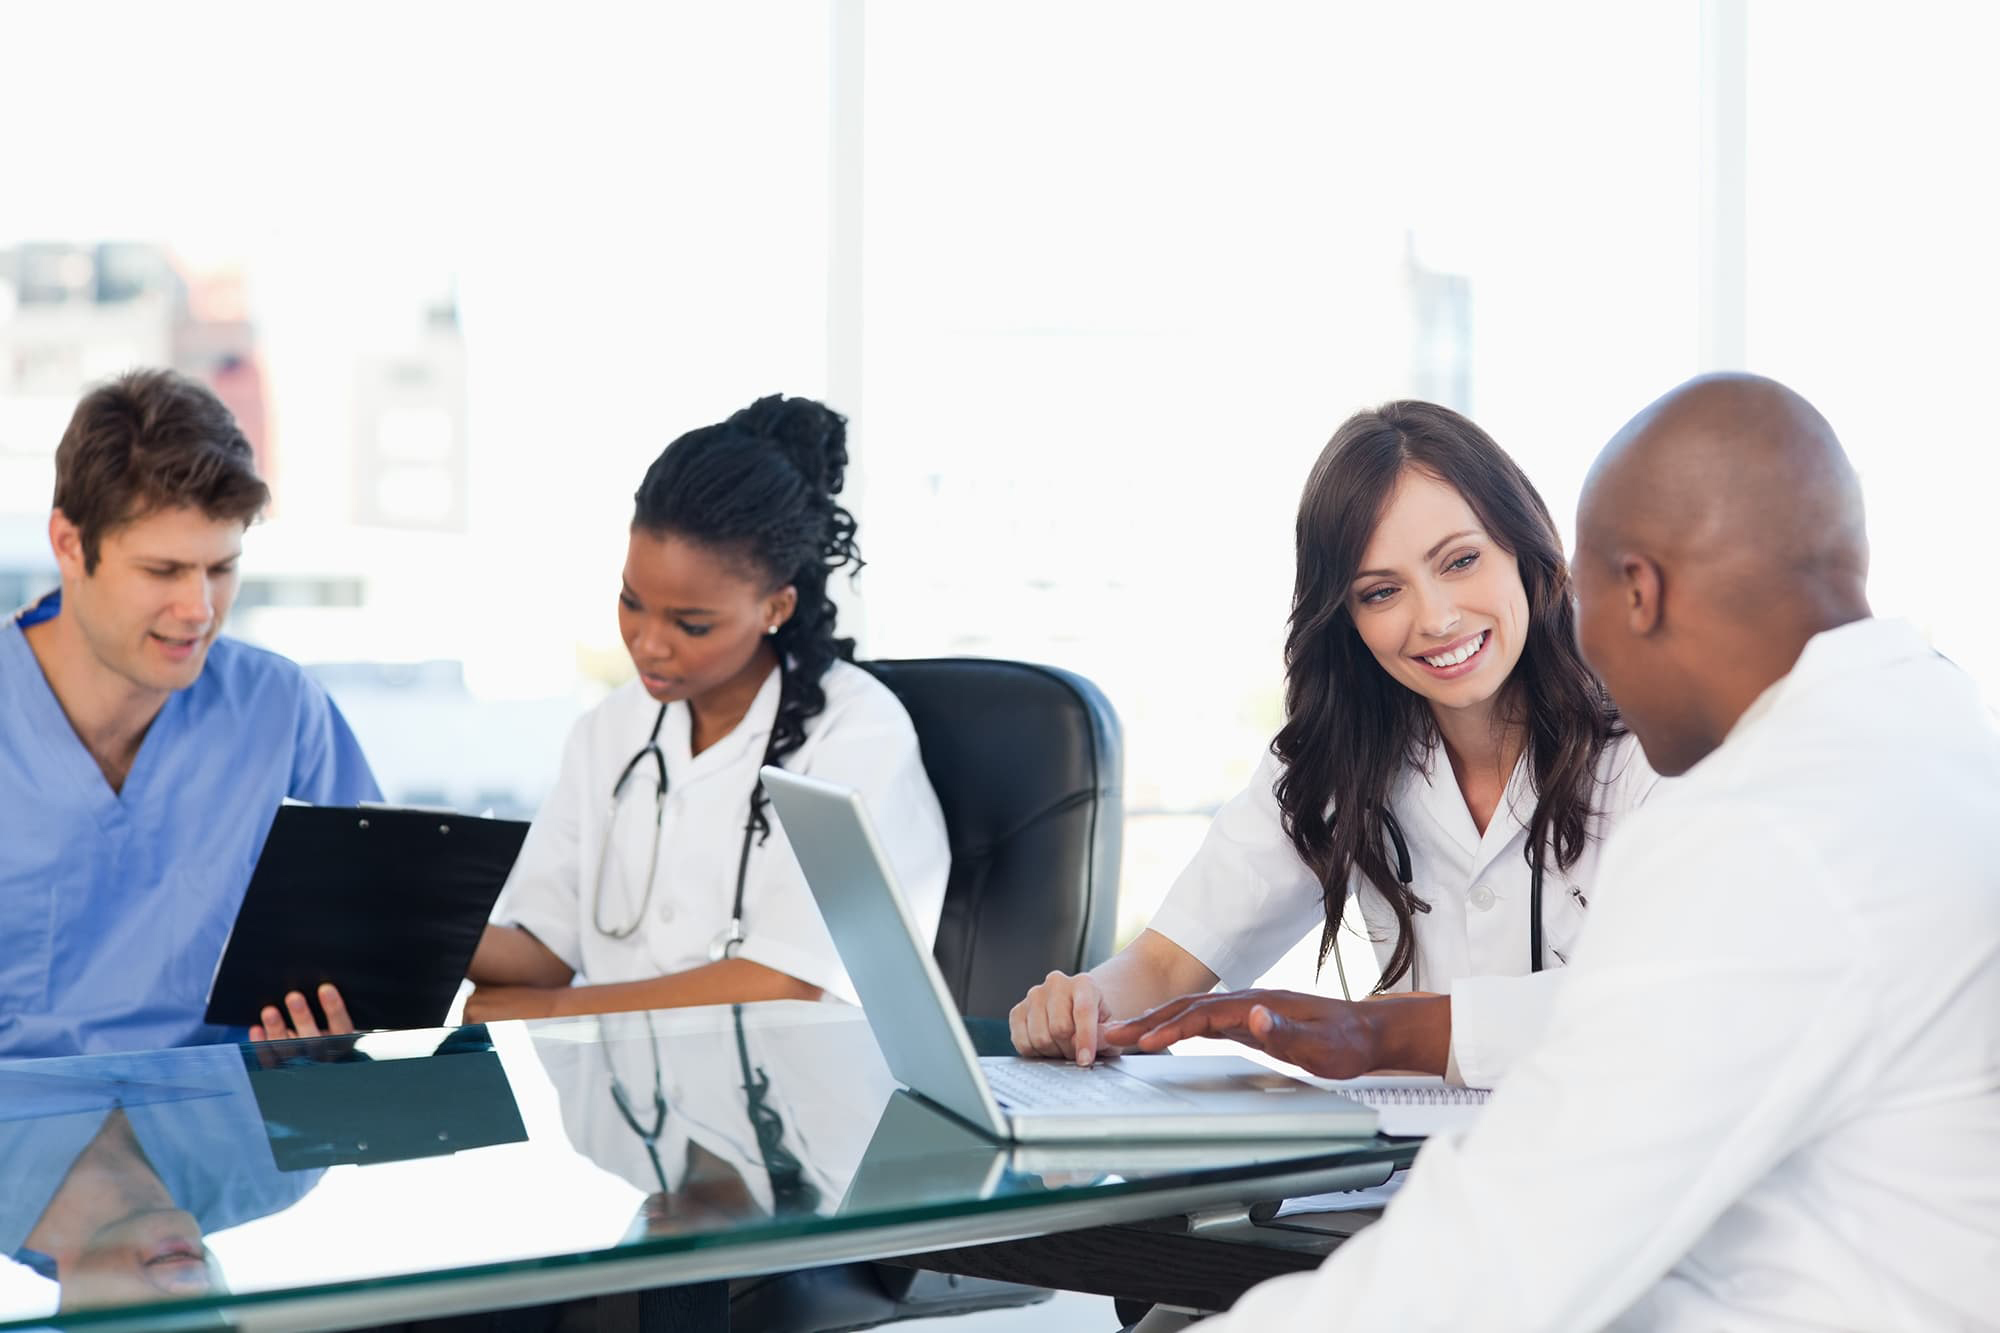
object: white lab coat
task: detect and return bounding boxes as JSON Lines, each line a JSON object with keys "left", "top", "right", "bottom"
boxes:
{"left": 1150, "top": 729, "right": 1660, "bottom": 1085}
{"left": 496, "top": 661, "right": 949, "bottom": 1004}
{"left": 1200, "top": 618, "right": 2000, "bottom": 1331}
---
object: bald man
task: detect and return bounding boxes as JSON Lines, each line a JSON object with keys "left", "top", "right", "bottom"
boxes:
{"left": 1188, "top": 375, "right": 2000, "bottom": 1331}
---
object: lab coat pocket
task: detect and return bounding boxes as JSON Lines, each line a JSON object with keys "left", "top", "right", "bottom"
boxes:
{"left": 1541, "top": 870, "right": 1591, "bottom": 967}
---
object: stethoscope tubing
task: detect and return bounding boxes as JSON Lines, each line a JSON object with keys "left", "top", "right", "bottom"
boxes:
{"left": 593, "top": 698, "right": 771, "bottom": 954}
{"left": 1333, "top": 806, "right": 1548, "bottom": 1000}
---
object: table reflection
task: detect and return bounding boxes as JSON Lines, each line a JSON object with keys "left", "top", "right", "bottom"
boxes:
{"left": 0, "top": 1026, "right": 532, "bottom": 1322}
{"left": 0, "top": 1048, "right": 315, "bottom": 1315}
{"left": 0, "top": 1007, "right": 1411, "bottom": 1331}
{"left": 530, "top": 1006, "right": 896, "bottom": 1240}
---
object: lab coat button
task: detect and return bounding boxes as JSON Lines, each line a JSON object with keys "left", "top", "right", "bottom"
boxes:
{"left": 657, "top": 902, "right": 675, "bottom": 922}
{"left": 1469, "top": 884, "right": 1496, "bottom": 911}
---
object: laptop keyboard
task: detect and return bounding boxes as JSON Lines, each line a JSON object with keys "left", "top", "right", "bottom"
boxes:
{"left": 979, "top": 1058, "right": 1182, "bottom": 1110}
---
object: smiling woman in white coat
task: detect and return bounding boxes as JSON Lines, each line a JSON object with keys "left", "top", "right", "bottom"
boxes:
{"left": 1014, "top": 401, "right": 1659, "bottom": 1085}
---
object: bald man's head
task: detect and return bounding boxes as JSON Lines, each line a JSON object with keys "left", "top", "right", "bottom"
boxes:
{"left": 1575, "top": 374, "right": 1871, "bottom": 775}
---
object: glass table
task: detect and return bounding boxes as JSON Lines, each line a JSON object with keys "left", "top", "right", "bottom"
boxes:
{"left": 0, "top": 1003, "right": 1415, "bottom": 1331}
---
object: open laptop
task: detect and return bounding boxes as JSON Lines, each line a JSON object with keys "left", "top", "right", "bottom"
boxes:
{"left": 761, "top": 767, "right": 1378, "bottom": 1143}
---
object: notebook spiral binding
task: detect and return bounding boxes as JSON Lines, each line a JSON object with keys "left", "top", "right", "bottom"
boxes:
{"left": 1348, "top": 1085, "right": 1490, "bottom": 1106}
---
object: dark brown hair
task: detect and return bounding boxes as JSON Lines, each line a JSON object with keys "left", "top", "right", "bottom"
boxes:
{"left": 1275, "top": 401, "right": 1621, "bottom": 989}
{"left": 53, "top": 368, "right": 268, "bottom": 572}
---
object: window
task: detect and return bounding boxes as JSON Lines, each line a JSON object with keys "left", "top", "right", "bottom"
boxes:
{"left": 856, "top": 1, "right": 1700, "bottom": 985}
{"left": 4, "top": 2, "right": 1992, "bottom": 996}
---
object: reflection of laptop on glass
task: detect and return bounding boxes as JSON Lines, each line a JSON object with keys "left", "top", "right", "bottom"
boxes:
{"left": 841, "top": 1089, "right": 1394, "bottom": 1216}
{"left": 761, "top": 767, "right": 1378, "bottom": 1143}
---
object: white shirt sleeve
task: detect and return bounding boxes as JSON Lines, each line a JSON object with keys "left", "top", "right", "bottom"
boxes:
{"left": 1197, "top": 810, "right": 1870, "bottom": 1333}
{"left": 1443, "top": 970, "right": 1563, "bottom": 1087}
{"left": 1149, "top": 749, "right": 1330, "bottom": 990}
{"left": 491, "top": 717, "right": 594, "bottom": 974}
{"left": 731, "top": 677, "right": 949, "bottom": 1004}
{"left": 1444, "top": 732, "right": 1668, "bottom": 1087}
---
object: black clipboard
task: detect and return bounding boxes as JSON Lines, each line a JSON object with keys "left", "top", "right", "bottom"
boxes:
{"left": 205, "top": 804, "right": 530, "bottom": 1032}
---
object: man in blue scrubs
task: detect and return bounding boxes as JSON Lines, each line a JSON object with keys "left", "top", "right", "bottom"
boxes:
{"left": 0, "top": 369, "right": 379, "bottom": 1058}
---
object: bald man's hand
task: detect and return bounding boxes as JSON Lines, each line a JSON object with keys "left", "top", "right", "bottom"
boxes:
{"left": 1101, "top": 989, "right": 1452, "bottom": 1080}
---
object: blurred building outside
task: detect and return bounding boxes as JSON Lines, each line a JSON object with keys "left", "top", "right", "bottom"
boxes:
{"left": 0, "top": 241, "right": 585, "bottom": 822}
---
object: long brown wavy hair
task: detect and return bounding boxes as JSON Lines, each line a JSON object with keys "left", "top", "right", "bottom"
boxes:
{"left": 1274, "top": 401, "right": 1621, "bottom": 990}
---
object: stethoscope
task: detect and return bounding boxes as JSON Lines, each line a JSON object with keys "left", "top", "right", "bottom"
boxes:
{"left": 591, "top": 701, "right": 777, "bottom": 960}
{"left": 1330, "top": 807, "right": 1567, "bottom": 1000}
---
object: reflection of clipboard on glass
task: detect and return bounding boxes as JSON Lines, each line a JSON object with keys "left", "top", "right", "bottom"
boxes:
{"left": 245, "top": 1026, "right": 528, "bottom": 1170}
{"left": 204, "top": 804, "right": 529, "bottom": 1032}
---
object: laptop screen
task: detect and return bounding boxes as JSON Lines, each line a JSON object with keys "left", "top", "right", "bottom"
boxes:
{"left": 761, "top": 767, "right": 1008, "bottom": 1137}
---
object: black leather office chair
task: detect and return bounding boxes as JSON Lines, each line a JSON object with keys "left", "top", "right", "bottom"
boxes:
{"left": 731, "top": 657, "right": 1125, "bottom": 1333}
{"left": 867, "top": 657, "right": 1123, "bottom": 1015}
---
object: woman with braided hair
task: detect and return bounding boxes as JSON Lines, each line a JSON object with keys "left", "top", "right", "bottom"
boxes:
{"left": 244, "top": 394, "right": 949, "bottom": 1036}
{"left": 439, "top": 393, "right": 951, "bottom": 1022}
{"left": 458, "top": 394, "right": 949, "bottom": 1022}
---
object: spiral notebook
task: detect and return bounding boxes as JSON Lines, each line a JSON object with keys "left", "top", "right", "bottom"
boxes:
{"left": 1310, "top": 1076, "right": 1490, "bottom": 1137}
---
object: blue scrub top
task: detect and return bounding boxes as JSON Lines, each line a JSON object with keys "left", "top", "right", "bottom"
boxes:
{"left": 0, "top": 592, "right": 381, "bottom": 1058}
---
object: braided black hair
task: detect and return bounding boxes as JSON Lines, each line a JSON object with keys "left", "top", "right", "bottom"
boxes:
{"left": 633, "top": 394, "right": 862, "bottom": 839}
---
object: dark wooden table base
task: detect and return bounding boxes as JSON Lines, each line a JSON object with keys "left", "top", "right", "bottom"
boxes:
{"left": 354, "top": 1282, "right": 728, "bottom": 1333}
{"left": 884, "top": 1219, "right": 1351, "bottom": 1314}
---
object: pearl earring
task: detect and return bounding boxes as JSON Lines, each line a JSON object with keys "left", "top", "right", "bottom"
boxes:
{"left": 766, "top": 625, "right": 779, "bottom": 636}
